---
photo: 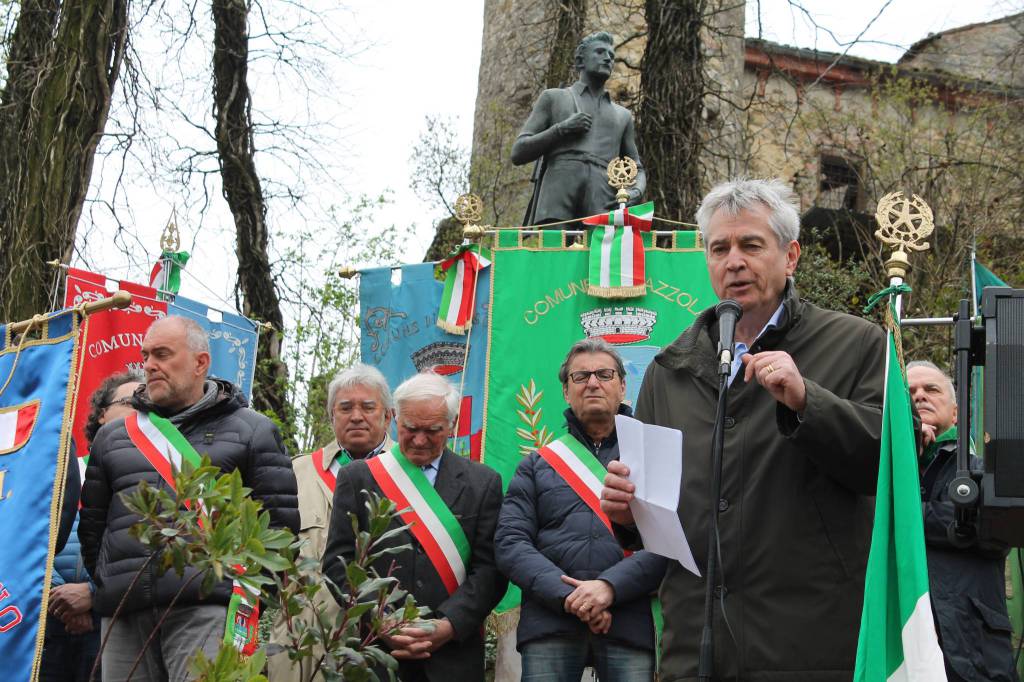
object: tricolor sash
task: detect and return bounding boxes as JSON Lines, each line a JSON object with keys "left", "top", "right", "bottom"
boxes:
{"left": 583, "top": 202, "right": 654, "bottom": 299}
{"left": 124, "top": 411, "right": 261, "bottom": 656}
{"left": 536, "top": 435, "right": 613, "bottom": 532}
{"left": 366, "top": 446, "right": 471, "bottom": 595}
{"left": 311, "top": 446, "right": 351, "bottom": 493}
{"left": 538, "top": 434, "right": 664, "bottom": 658}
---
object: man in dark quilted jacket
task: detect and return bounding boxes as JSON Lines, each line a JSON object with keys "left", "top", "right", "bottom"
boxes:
{"left": 79, "top": 316, "right": 299, "bottom": 682}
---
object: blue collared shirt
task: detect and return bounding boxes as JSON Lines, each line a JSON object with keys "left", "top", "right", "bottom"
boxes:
{"left": 421, "top": 457, "right": 441, "bottom": 486}
{"left": 728, "top": 302, "right": 786, "bottom": 387}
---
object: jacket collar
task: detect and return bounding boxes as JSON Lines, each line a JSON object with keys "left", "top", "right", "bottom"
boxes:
{"left": 132, "top": 377, "right": 244, "bottom": 425}
{"left": 432, "top": 449, "right": 465, "bottom": 510}
{"left": 654, "top": 280, "right": 806, "bottom": 386}
{"left": 564, "top": 403, "right": 633, "bottom": 450}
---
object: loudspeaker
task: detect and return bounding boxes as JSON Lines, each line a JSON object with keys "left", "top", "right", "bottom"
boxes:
{"left": 979, "top": 287, "right": 1024, "bottom": 546}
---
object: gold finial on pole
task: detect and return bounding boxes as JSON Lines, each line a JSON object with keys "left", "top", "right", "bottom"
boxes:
{"left": 337, "top": 266, "right": 359, "bottom": 279}
{"left": 160, "top": 208, "right": 181, "bottom": 253}
{"left": 874, "top": 191, "right": 934, "bottom": 280}
{"left": 455, "top": 193, "right": 490, "bottom": 241}
{"left": 607, "top": 157, "right": 639, "bottom": 206}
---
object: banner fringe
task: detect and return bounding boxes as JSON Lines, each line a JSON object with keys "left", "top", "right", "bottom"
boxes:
{"left": 487, "top": 606, "right": 520, "bottom": 637}
{"left": 436, "top": 319, "right": 469, "bottom": 335}
{"left": 586, "top": 284, "right": 647, "bottom": 299}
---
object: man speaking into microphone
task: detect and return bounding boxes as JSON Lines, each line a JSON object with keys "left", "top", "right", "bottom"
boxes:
{"left": 602, "top": 178, "right": 886, "bottom": 681}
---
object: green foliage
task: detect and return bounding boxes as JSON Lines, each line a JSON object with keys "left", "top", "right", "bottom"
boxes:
{"left": 795, "top": 240, "right": 874, "bottom": 318}
{"left": 121, "top": 457, "right": 426, "bottom": 681}
{"left": 276, "top": 193, "right": 402, "bottom": 452}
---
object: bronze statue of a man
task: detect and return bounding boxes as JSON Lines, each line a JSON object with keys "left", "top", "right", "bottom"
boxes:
{"left": 512, "top": 31, "right": 646, "bottom": 225}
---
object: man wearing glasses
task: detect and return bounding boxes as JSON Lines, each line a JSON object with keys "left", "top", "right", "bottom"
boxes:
{"left": 269, "top": 363, "right": 394, "bottom": 681}
{"left": 496, "top": 338, "right": 666, "bottom": 681}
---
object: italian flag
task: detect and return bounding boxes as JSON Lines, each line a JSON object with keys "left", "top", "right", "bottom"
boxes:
{"left": 148, "top": 250, "right": 190, "bottom": 297}
{"left": 0, "top": 401, "right": 39, "bottom": 455}
{"left": 584, "top": 202, "right": 653, "bottom": 299}
{"left": 853, "top": 327, "right": 946, "bottom": 681}
{"left": 437, "top": 244, "right": 491, "bottom": 335}
{"left": 582, "top": 201, "right": 655, "bottom": 230}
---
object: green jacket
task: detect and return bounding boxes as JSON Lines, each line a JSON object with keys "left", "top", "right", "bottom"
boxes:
{"left": 634, "top": 284, "right": 885, "bottom": 681}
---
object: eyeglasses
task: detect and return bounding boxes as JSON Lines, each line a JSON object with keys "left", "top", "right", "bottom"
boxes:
{"left": 568, "top": 368, "right": 618, "bottom": 384}
{"left": 105, "top": 397, "right": 132, "bottom": 411}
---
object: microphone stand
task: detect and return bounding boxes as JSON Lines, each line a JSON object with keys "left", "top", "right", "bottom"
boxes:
{"left": 698, "top": 347, "right": 734, "bottom": 682}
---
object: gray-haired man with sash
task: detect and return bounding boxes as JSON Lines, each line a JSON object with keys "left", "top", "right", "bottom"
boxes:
{"left": 79, "top": 316, "right": 299, "bottom": 682}
{"left": 322, "top": 372, "right": 507, "bottom": 681}
{"left": 495, "top": 338, "right": 666, "bottom": 681}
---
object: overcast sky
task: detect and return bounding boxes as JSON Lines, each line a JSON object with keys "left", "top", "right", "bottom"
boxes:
{"left": 77, "top": 0, "right": 1018, "bottom": 312}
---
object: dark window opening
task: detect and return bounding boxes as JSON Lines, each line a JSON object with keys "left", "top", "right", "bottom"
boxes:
{"left": 818, "top": 155, "right": 861, "bottom": 212}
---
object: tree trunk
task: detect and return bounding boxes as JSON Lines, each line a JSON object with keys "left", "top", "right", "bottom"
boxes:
{"left": 545, "top": 0, "right": 587, "bottom": 89}
{"left": 211, "top": 0, "right": 292, "bottom": 440}
{"left": 637, "top": 0, "right": 706, "bottom": 222}
{"left": 0, "top": 0, "right": 127, "bottom": 322}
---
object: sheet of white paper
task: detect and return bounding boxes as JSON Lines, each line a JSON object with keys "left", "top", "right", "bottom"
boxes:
{"left": 615, "top": 414, "right": 700, "bottom": 576}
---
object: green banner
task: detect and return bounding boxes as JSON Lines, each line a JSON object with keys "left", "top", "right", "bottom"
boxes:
{"left": 482, "top": 230, "right": 714, "bottom": 483}
{"left": 482, "top": 230, "right": 715, "bottom": 610}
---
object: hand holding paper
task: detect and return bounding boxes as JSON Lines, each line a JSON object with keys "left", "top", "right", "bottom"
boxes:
{"left": 613, "top": 414, "right": 700, "bottom": 576}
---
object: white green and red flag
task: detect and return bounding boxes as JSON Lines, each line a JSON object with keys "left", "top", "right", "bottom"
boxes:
{"left": 124, "top": 411, "right": 261, "bottom": 656}
{"left": 437, "top": 244, "right": 492, "bottom": 335}
{"left": 584, "top": 202, "right": 654, "bottom": 299}
{"left": 0, "top": 401, "right": 40, "bottom": 455}
{"left": 582, "top": 201, "right": 655, "bottom": 231}
{"left": 853, "top": 320, "right": 946, "bottom": 681}
{"left": 367, "top": 445, "right": 471, "bottom": 595}
{"left": 148, "top": 250, "right": 190, "bottom": 297}
{"left": 537, "top": 435, "right": 613, "bottom": 532}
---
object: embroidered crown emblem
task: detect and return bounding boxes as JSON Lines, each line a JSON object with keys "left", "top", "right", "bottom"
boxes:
{"left": 580, "top": 307, "right": 656, "bottom": 345}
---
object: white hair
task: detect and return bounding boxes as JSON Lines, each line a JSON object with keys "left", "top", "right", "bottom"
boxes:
{"left": 906, "top": 360, "right": 957, "bottom": 401}
{"left": 325, "top": 363, "right": 394, "bottom": 415}
{"left": 393, "top": 372, "right": 460, "bottom": 423}
{"left": 696, "top": 177, "right": 801, "bottom": 247}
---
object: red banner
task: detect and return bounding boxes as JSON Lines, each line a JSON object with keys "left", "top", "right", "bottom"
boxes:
{"left": 64, "top": 269, "right": 168, "bottom": 471}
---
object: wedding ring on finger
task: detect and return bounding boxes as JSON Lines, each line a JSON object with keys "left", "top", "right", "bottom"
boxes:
{"left": 765, "top": 363, "right": 776, "bottom": 375}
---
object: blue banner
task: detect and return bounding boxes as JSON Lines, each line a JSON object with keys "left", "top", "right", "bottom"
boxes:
{"left": 170, "top": 296, "right": 258, "bottom": 398}
{"left": 360, "top": 263, "right": 490, "bottom": 460}
{"left": 0, "top": 310, "right": 80, "bottom": 680}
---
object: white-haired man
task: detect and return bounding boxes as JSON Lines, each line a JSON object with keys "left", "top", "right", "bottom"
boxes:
{"left": 602, "top": 178, "right": 886, "bottom": 681}
{"left": 269, "top": 363, "right": 394, "bottom": 681}
{"left": 323, "top": 372, "right": 507, "bottom": 681}
{"left": 907, "top": 361, "right": 1015, "bottom": 682}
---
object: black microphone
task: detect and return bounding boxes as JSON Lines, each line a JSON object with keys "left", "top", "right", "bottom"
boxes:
{"left": 715, "top": 299, "right": 743, "bottom": 377}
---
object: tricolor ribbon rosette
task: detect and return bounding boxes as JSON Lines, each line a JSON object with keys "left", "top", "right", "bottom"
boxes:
{"left": 583, "top": 201, "right": 654, "bottom": 299}
{"left": 436, "top": 243, "right": 492, "bottom": 335}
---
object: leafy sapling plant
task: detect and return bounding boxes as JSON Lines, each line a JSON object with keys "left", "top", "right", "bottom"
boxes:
{"left": 120, "top": 456, "right": 426, "bottom": 681}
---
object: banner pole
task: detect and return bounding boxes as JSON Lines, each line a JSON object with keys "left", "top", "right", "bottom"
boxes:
{"left": 7, "top": 291, "right": 133, "bottom": 334}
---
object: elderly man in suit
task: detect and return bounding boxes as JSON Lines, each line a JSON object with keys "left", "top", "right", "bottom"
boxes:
{"left": 323, "top": 371, "right": 507, "bottom": 681}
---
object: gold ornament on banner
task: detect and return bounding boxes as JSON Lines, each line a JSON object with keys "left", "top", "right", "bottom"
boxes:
{"left": 607, "top": 157, "right": 638, "bottom": 205}
{"left": 874, "top": 191, "right": 934, "bottom": 279}
{"left": 160, "top": 210, "right": 181, "bottom": 252}
{"left": 456, "top": 193, "right": 491, "bottom": 241}
{"left": 454, "top": 193, "right": 483, "bottom": 225}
